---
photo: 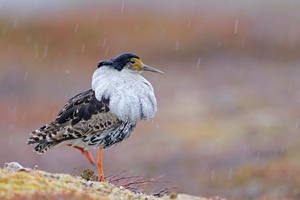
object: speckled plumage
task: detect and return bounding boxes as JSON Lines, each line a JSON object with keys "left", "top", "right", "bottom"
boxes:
{"left": 27, "top": 52, "right": 163, "bottom": 181}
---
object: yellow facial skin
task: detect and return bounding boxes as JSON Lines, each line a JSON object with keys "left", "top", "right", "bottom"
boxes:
{"left": 130, "top": 58, "right": 143, "bottom": 71}
{"left": 129, "top": 58, "right": 164, "bottom": 74}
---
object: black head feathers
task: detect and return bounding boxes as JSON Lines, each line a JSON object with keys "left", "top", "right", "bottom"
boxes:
{"left": 97, "top": 52, "right": 140, "bottom": 71}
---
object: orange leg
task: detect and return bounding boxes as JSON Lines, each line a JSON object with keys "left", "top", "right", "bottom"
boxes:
{"left": 67, "top": 144, "right": 96, "bottom": 165}
{"left": 97, "top": 148, "right": 105, "bottom": 182}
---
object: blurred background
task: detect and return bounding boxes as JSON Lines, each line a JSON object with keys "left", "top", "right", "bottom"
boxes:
{"left": 1, "top": 0, "right": 300, "bottom": 199}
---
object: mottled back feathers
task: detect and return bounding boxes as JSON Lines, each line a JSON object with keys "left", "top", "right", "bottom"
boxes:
{"left": 28, "top": 89, "right": 136, "bottom": 153}
{"left": 56, "top": 89, "right": 110, "bottom": 125}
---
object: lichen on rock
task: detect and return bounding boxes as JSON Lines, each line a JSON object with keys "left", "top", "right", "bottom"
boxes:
{"left": 0, "top": 162, "right": 220, "bottom": 200}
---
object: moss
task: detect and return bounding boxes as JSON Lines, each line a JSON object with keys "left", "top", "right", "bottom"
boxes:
{"left": 0, "top": 162, "right": 217, "bottom": 200}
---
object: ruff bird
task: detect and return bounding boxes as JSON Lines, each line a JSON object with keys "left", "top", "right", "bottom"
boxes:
{"left": 28, "top": 52, "right": 163, "bottom": 181}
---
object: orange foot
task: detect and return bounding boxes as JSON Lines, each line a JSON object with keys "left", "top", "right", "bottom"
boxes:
{"left": 67, "top": 145, "right": 105, "bottom": 182}
{"left": 97, "top": 148, "right": 105, "bottom": 182}
{"left": 67, "top": 144, "right": 96, "bottom": 165}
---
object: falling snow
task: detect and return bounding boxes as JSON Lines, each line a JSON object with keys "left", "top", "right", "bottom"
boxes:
{"left": 295, "top": 119, "right": 299, "bottom": 130}
{"left": 22, "top": 112, "right": 26, "bottom": 119}
{"left": 175, "top": 40, "right": 180, "bottom": 50}
{"left": 211, "top": 170, "right": 215, "bottom": 180}
{"left": 121, "top": 1, "right": 125, "bottom": 11}
{"left": 43, "top": 45, "right": 48, "bottom": 58}
{"left": 103, "top": 38, "right": 107, "bottom": 47}
{"left": 35, "top": 51, "right": 39, "bottom": 58}
{"left": 74, "top": 24, "right": 78, "bottom": 33}
{"left": 64, "top": 93, "right": 68, "bottom": 101}
{"left": 187, "top": 20, "right": 191, "bottom": 29}
{"left": 160, "top": 27, "right": 165, "bottom": 35}
{"left": 24, "top": 71, "right": 29, "bottom": 81}
{"left": 95, "top": 11, "right": 99, "bottom": 20}
{"left": 105, "top": 47, "right": 109, "bottom": 56}
{"left": 234, "top": 19, "right": 239, "bottom": 34}
{"left": 196, "top": 57, "right": 201, "bottom": 69}
{"left": 81, "top": 44, "right": 85, "bottom": 53}
{"left": 228, "top": 167, "right": 233, "bottom": 180}
{"left": 157, "top": 83, "right": 161, "bottom": 92}
{"left": 13, "top": 19, "right": 18, "bottom": 29}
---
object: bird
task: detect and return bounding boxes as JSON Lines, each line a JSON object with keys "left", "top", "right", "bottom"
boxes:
{"left": 27, "top": 52, "right": 163, "bottom": 182}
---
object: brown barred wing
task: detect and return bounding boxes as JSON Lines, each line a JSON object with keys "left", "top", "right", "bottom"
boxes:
{"left": 55, "top": 89, "right": 110, "bottom": 125}
{"left": 28, "top": 89, "right": 122, "bottom": 153}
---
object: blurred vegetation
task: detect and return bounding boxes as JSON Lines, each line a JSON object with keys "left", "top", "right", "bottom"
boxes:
{"left": 1, "top": 1, "right": 300, "bottom": 199}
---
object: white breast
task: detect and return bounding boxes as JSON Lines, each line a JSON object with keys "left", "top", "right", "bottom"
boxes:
{"left": 92, "top": 66, "right": 157, "bottom": 122}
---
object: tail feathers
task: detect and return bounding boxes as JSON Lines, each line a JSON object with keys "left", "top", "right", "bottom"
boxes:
{"left": 28, "top": 121, "right": 61, "bottom": 153}
{"left": 33, "top": 142, "right": 56, "bottom": 154}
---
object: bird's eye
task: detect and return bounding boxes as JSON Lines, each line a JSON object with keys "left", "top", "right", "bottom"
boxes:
{"left": 129, "top": 59, "right": 136, "bottom": 64}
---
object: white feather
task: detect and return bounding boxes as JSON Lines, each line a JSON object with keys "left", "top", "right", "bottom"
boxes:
{"left": 92, "top": 66, "right": 157, "bottom": 122}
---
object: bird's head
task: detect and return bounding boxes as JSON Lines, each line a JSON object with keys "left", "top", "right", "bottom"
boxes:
{"left": 97, "top": 52, "right": 164, "bottom": 75}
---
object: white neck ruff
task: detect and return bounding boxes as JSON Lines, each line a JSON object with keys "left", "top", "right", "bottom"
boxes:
{"left": 92, "top": 66, "right": 157, "bottom": 122}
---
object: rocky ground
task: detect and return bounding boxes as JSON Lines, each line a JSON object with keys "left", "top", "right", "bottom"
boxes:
{"left": 0, "top": 162, "right": 222, "bottom": 200}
